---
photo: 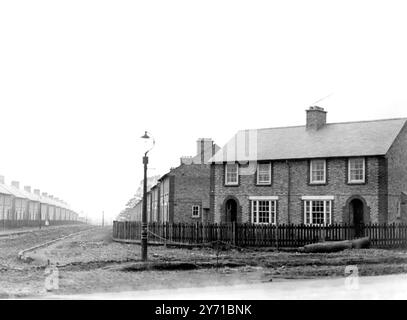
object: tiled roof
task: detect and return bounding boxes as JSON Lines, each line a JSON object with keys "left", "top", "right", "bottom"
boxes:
{"left": 0, "top": 183, "right": 28, "bottom": 199}
{"left": 0, "top": 182, "right": 72, "bottom": 210}
{"left": 0, "top": 184, "right": 12, "bottom": 196}
{"left": 209, "top": 118, "right": 407, "bottom": 162}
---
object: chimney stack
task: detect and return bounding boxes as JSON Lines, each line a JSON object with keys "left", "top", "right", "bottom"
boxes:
{"left": 11, "top": 181, "right": 20, "bottom": 189}
{"left": 24, "top": 186, "right": 32, "bottom": 193}
{"left": 196, "top": 138, "right": 214, "bottom": 164}
{"left": 306, "top": 106, "right": 327, "bottom": 130}
{"left": 34, "top": 189, "right": 41, "bottom": 195}
{"left": 42, "top": 192, "right": 48, "bottom": 197}
{"left": 0, "top": 175, "right": 4, "bottom": 184}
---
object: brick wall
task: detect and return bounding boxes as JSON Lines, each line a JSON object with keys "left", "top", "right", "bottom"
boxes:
{"left": 212, "top": 156, "right": 384, "bottom": 224}
{"left": 386, "top": 121, "right": 407, "bottom": 223}
{"left": 172, "top": 164, "right": 211, "bottom": 223}
{"left": 159, "top": 178, "right": 170, "bottom": 222}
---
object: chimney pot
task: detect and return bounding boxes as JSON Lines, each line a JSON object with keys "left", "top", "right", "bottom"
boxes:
{"left": 11, "top": 181, "right": 20, "bottom": 189}
{"left": 306, "top": 106, "right": 327, "bottom": 130}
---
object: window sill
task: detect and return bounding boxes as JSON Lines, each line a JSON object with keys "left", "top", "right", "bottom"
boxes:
{"left": 309, "top": 182, "right": 327, "bottom": 186}
{"left": 255, "top": 183, "right": 272, "bottom": 186}
{"left": 251, "top": 223, "right": 276, "bottom": 225}
{"left": 347, "top": 181, "right": 366, "bottom": 185}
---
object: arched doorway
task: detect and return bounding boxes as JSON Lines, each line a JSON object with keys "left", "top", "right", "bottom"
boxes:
{"left": 350, "top": 198, "right": 365, "bottom": 237}
{"left": 225, "top": 198, "right": 238, "bottom": 223}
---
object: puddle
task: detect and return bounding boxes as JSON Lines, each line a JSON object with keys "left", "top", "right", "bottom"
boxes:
{"left": 119, "top": 261, "right": 246, "bottom": 272}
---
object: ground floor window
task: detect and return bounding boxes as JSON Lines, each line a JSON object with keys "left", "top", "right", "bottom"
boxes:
{"left": 250, "top": 200, "right": 277, "bottom": 224}
{"left": 304, "top": 200, "right": 332, "bottom": 226}
{"left": 192, "top": 205, "right": 200, "bottom": 218}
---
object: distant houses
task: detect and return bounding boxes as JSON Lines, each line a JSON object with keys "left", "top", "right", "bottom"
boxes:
{"left": 117, "top": 175, "right": 159, "bottom": 222}
{"left": 125, "top": 138, "right": 220, "bottom": 223}
{"left": 0, "top": 175, "right": 78, "bottom": 226}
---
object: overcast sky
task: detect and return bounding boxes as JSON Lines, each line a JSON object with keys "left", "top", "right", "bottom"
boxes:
{"left": 1, "top": 0, "right": 407, "bottom": 223}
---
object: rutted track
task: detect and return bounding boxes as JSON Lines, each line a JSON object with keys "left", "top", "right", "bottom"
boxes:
{"left": 0, "top": 225, "right": 92, "bottom": 271}
{"left": 18, "top": 227, "right": 97, "bottom": 262}
{"left": 0, "top": 224, "right": 94, "bottom": 297}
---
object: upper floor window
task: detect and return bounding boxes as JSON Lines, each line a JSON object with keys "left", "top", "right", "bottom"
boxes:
{"left": 225, "top": 163, "right": 239, "bottom": 185}
{"left": 257, "top": 162, "right": 272, "bottom": 185}
{"left": 310, "top": 159, "right": 326, "bottom": 184}
{"left": 348, "top": 158, "right": 366, "bottom": 183}
{"left": 192, "top": 205, "right": 200, "bottom": 218}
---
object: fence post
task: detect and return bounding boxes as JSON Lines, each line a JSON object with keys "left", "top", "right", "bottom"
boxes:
{"left": 232, "top": 222, "right": 236, "bottom": 246}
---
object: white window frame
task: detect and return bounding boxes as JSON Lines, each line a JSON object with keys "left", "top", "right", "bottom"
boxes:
{"left": 225, "top": 163, "right": 239, "bottom": 186}
{"left": 257, "top": 162, "right": 272, "bottom": 185}
{"left": 303, "top": 199, "right": 332, "bottom": 226}
{"left": 348, "top": 157, "right": 366, "bottom": 184}
{"left": 192, "top": 205, "right": 200, "bottom": 218}
{"left": 310, "top": 159, "right": 327, "bottom": 184}
{"left": 250, "top": 199, "right": 277, "bottom": 225}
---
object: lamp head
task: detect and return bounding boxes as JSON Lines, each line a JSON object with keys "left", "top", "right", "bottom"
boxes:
{"left": 140, "top": 131, "right": 155, "bottom": 154}
{"left": 141, "top": 131, "right": 150, "bottom": 139}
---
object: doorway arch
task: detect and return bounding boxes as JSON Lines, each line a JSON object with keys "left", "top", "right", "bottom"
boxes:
{"left": 344, "top": 196, "right": 370, "bottom": 238}
{"left": 221, "top": 196, "right": 240, "bottom": 223}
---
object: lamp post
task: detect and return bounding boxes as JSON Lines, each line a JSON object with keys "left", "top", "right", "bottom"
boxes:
{"left": 140, "top": 131, "right": 155, "bottom": 262}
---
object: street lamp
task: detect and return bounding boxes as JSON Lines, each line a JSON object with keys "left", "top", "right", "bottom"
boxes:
{"left": 140, "top": 131, "right": 155, "bottom": 262}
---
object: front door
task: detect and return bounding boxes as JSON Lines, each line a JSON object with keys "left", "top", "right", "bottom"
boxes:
{"left": 225, "top": 199, "right": 237, "bottom": 223}
{"left": 351, "top": 199, "right": 364, "bottom": 237}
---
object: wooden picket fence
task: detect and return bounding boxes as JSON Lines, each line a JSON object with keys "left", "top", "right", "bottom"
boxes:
{"left": 112, "top": 221, "right": 407, "bottom": 249}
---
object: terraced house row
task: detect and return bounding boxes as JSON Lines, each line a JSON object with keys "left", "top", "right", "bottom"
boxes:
{"left": 129, "top": 138, "right": 220, "bottom": 224}
{"left": 127, "top": 107, "right": 407, "bottom": 232}
{"left": 0, "top": 175, "right": 79, "bottom": 226}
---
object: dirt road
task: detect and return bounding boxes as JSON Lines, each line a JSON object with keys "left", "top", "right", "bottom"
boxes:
{"left": 18, "top": 227, "right": 407, "bottom": 298}
{"left": 0, "top": 224, "right": 91, "bottom": 298}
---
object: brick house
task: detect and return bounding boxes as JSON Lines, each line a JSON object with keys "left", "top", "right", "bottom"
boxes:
{"left": 209, "top": 107, "right": 407, "bottom": 235}
{"left": 131, "top": 138, "right": 220, "bottom": 223}
{"left": 157, "top": 138, "right": 220, "bottom": 223}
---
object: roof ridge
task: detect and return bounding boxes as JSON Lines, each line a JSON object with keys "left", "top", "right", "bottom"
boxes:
{"left": 239, "top": 117, "right": 407, "bottom": 132}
